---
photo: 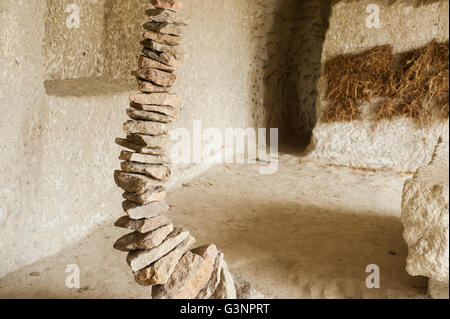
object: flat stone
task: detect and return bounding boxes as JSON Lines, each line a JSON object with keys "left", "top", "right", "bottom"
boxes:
{"left": 121, "top": 161, "right": 172, "bottom": 181}
{"left": 130, "top": 102, "right": 179, "bottom": 118}
{"left": 143, "top": 21, "right": 183, "bottom": 36}
{"left": 127, "top": 228, "right": 189, "bottom": 271}
{"left": 122, "top": 200, "right": 170, "bottom": 219}
{"left": 114, "top": 224, "right": 173, "bottom": 252}
{"left": 401, "top": 136, "right": 449, "bottom": 283}
{"left": 137, "top": 79, "right": 169, "bottom": 93}
{"left": 123, "top": 120, "right": 168, "bottom": 136}
{"left": 119, "top": 151, "right": 170, "bottom": 165}
{"left": 126, "top": 134, "right": 169, "bottom": 148}
{"left": 142, "top": 48, "right": 178, "bottom": 68}
{"left": 115, "top": 214, "right": 171, "bottom": 233}
{"left": 141, "top": 39, "right": 184, "bottom": 59}
{"left": 132, "top": 68, "right": 176, "bottom": 87}
{"left": 123, "top": 187, "right": 166, "bottom": 205}
{"left": 153, "top": 244, "right": 219, "bottom": 299}
{"left": 429, "top": 278, "right": 449, "bottom": 299}
{"left": 196, "top": 252, "right": 223, "bottom": 299}
{"left": 116, "top": 138, "right": 166, "bottom": 155}
{"left": 114, "top": 170, "right": 163, "bottom": 194}
{"left": 135, "top": 235, "right": 195, "bottom": 286}
{"left": 150, "top": 0, "right": 183, "bottom": 12}
{"left": 145, "top": 8, "right": 184, "bottom": 23}
{"left": 126, "top": 108, "right": 174, "bottom": 123}
{"left": 129, "top": 93, "right": 181, "bottom": 107}
{"left": 143, "top": 30, "right": 181, "bottom": 46}
{"left": 211, "top": 259, "right": 236, "bottom": 299}
{"left": 138, "top": 55, "right": 175, "bottom": 73}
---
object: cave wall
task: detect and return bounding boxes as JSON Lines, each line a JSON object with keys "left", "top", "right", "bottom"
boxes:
{"left": 0, "top": 0, "right": 267, "bottom": 277}
{"left": 306, "top": 0, "right": 449, "bottom": 172}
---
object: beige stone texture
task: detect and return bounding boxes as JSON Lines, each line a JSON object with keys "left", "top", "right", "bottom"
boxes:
{"left": 142, "top": 48, "right": 179, "bottom": 67}
{"left": 153, "top": 244, "right": 219, "bottom": 299}
{"left": 127, "top": 133, "right": 170, "bottom": 148}
{"left": 122, "top": 187, "right": 166, "bottom": 205}
{"left": 114, "top": 224, "right": 173, "bottom": 252}
{"left": 151, "top": 0, "right": 183, "bottom": 12}
{"left": 143, "top": 30, "right": 181, "bottom": 46}
{"left": 116, "top": 138, "right": 166, "bottom": 156}
{"left": 114, "top": 171, "right": 163, "bottom": 194}
{"left": 119, "top": 151, "right": 170, "bottom": 165}
{"left": 196, "top": 252, "right": 224, "bottom": 299}
{"left": 146, "top": 8, "right": 183, "bottom": 23}
{"left": 132, "top": 68, "right": 177, "bottom": 87}
{"left": 211, "top": 258, "right": 237, "bottom": 299}
{"left": 114, "top": 215, "right": 171, "bottom": 234}
{"left": 127, "top": 228, "right": 189, "bottom": 271}
{"left": 130, "top": 102, "right": 179, "bottom": 118}
{"left": 401, "top": 135, "right": 449, "bottom": 283}
{"left": 135, "top": 235, "right": 195, "bottom": 286}
{"left": 306, "top": 0, "right": 450, "bottom": 172}
{"left": 123, "top": 200, "right": 170, "bottom": 220}
{"left": 138, "top": 55, "right": 175, "bottom": 73}
{"left": 121, "top": 161, "right": 172, "bottom": 181}
{"left": 137, "top": 79, "right": 170, "bottom": 93}
{"left": 126, "top": 108, "right": 174, "bottom": 123}
{"left": 143, "top": 22, "right": 183, "bottom": 36}
{"left": 129, "top": 93, "right": 181, "bottom": 107}
{"left": 123, "top": 120, "right": 169, "bottom": 136}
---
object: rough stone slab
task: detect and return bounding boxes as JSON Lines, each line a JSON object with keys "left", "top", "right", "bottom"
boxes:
{"left": 142, "top": 48, "right": 178, "bottom": 68}
{"left": 126, "top": 133, "right": 169, "bottom": 148}
{"left": 121, "top": 161, "right": 172, "bottom": 181}
{"left": 116, "top": 138, "right": 166, "bottom": 156}
{"left": 401, "top": 136, "right": 449, "bottom": 283}
{"left": 130, "top": 102, "right": 179, "bottom": 118}
{"left": 211, "top": 259, "right": 237, "bottom": 299}
{"left": 129, "top": 93, "right": 181, "bottom": 108}
{"left": 138, "top": 55, "right": 175, "bottom": 73}
{"left": 114, "top": 170, "right": 163, "bottom": 194}
{"left": 143, "top": 30, "right": 181, "bottom": 46}
{"left": 143, "top": 22, "right": 183, "bottom": 36}
{"left": 429, "top": 278, "right": 449, "bottom": 299}
{"left": 127, "top": 228, "right": 189, "bottom": 271}
{"left": 119, "top": 151, "right": 170, "bottom": 165}
{"left": 137, "top": 79, "right": 169, "bottom": 93}
{"left": 135, "top": 235, "right": 195, "bottom": 286}
{"left": 123, "top": 187, "right": 166, "bottom": 205}
{"left": 141, "top": 39, "right": 184, "bottom": 59}
{"left": 115, "top": 214, "right": 171, "bottom": 233}
{"left": 151, "top": 0, "right": 183, "bottom": 12}
{"left": 153, "top": 244, "right": 219, "bottom": 299}
{"left": 114, "top": 224, "right": 173, "bottom": 252}
{"left": 132, "top": 68, "right": 176, "bottom": 87}
{"left": 123, "top": 120, "right": 168, "bottom": 136}
{"left": 196, "top": 252, "right": 223, "bottom": 299}
{"left": 126, "top": 108, "right": 174, "bottom": 123}
{"left": 145, "top": 8, "right": 184, "bottom": 23}
{"left": 122, "top": 200, "right": 170, "bottom": 220}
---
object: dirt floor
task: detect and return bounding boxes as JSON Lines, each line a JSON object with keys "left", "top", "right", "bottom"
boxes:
{"left": 0, "top": 148, "right": 429, "bottom": 299}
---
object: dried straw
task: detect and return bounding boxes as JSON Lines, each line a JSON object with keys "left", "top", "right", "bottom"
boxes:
{"left": 322, "top": 41, "right": 449, "bottom": 125}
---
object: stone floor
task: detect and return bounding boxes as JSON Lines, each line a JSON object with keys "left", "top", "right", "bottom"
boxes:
{"left": 0, "top": 149, "right": 429, "bottom": 299}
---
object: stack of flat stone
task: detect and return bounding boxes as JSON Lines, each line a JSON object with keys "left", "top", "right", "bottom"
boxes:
{"left": 113, "top": 0, "right": 239, "bottom": 300}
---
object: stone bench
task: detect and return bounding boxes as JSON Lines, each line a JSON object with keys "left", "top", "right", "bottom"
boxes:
{"left": 401, "top": 135, "right": 449, "bottom": 299}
